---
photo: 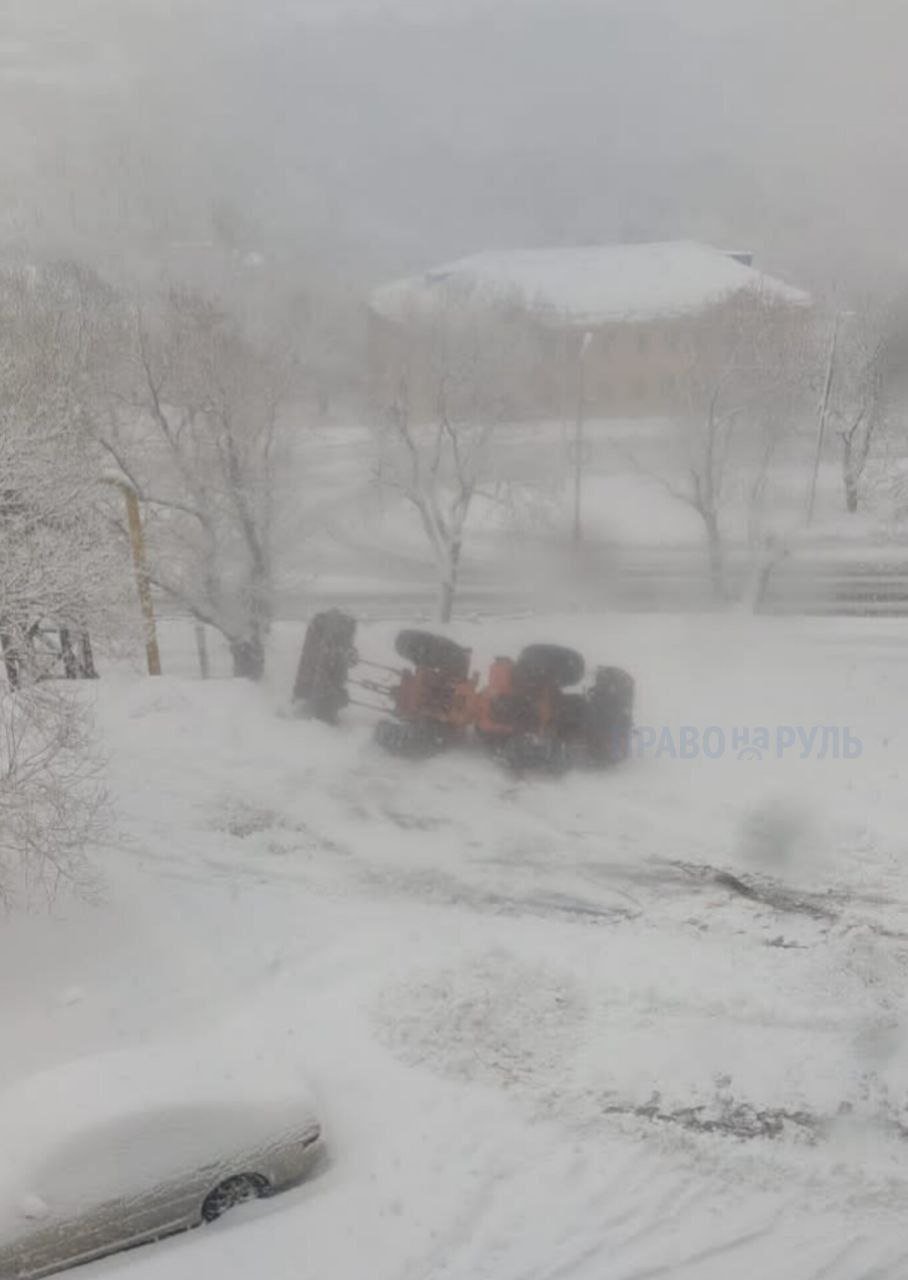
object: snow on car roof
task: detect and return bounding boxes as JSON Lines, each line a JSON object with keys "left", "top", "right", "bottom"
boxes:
{"left": 0, "top": 1036, "right": 317, "bottom": 1193}
{"left": 370, "top": 240, "right": 809, "bottom": 326}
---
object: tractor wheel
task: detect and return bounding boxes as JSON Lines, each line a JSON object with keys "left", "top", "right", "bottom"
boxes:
{"left": 374, "top": 718, "right": 455, "bottom": 758}
{"left": 394, "top": 630, "right": 471, "bottom": 679}
{"left": 514, "top": 644, "right": 585, "bottom": 691}
{"left": 485, "top": 692, "right": 537, "bottom": 734}
{"left": 584, "top": 666, "right": 635, "bottom": 764}
{"left": 292, "top": 610, "right": 357, "bottom": 724}
{"left": 502, "top": 733, "right": 570, "bottom": 775}
{"left": 591, "top": 666, "right": 635, "bottom": 712}
{"left": 553, "top": 692, "right": 587, "bottom": 740}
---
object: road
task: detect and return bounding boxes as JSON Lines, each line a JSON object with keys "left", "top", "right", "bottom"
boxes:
{"left": 274, "top": 544, "right": 908, "bottom": 620}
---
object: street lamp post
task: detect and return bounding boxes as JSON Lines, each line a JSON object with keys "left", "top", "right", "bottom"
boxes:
{"left": 572, "top": 330, "right": 593, "bottom": 546}
{"left": 102, "top": 473, "right": 161, "bottom": 676}
{"left": 122, "top": 483, "right": 162, "bottom": 676}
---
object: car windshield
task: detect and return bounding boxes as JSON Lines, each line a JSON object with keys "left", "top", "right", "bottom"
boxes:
{"left": 0, "top": 2, "right": 906, "bottom": 1278}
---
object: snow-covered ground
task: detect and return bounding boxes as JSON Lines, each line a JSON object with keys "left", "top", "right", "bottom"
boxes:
{"left": 4, "top": 613, "right": 908, "bottom": 1279}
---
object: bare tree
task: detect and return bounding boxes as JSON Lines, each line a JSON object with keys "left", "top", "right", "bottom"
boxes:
{"left": 373, "top": 296, "right": 540, "bottom": 622}
{"left": 101, "top": 290, "right": 294, "bottom": 678}
{"left": 682, "top": 293, "right": 810, "bottom": 598}
{"left": 616, "top": 291, "right": 810, "bottom": 601}
{"left": 819, "top": 303, "right": 908, "bottom": 515}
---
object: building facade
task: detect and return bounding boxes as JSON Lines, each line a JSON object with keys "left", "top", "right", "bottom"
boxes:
{"left": 369, "top": 241, "right": 810, "bottom": 423}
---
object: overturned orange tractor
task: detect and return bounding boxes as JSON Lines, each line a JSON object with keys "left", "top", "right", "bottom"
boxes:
{"left": 293, "top": 610, "right": 634, "bottom": 772}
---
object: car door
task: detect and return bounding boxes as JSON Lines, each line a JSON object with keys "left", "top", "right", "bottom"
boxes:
{"left": 4, "top": 1111, "right": 219, "bottom": 1278}
{"left": 0, "top": 1172, "right": 132, "bottom": 1280}
{"left": 0, "top": 1192, "right": 67, "bottom": 1280}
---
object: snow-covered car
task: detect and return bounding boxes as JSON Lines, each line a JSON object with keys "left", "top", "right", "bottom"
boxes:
{"left": 0, "top": 1044, "right": 321, "bottom": 1279}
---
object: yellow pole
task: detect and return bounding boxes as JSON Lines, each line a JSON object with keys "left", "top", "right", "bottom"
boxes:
{"left": 122, "top": 485, "right": 162, "bottom": 676}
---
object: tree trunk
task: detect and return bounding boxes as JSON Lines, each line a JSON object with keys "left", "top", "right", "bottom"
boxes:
{"left": 230, "top": 631, "right": 265, "bottom": 680}
{"left": 842, "top": 435, "right": 859, "bottom": 513}
{"left": 59, "top": 628, "right": 78, "bottom": 680}
{"left": 438, "top": 579, "right": 455, "bottom": 625}
{"left": 703, "top": 511, "right": 727, "bottom": 602}
{"left": 80, "top": 633, "right": 98, "bottom": 678}
{"left": 0, "top": 632, "right": 20, "bottom": 689}
{"left": 194, "top": 624, "right": 210, "bottom": 679}
{"left": 744, "top": 538, "right": 788, "bottom": 615}
{"left": 437, "top": 539, "right": 462, "bottom": 624}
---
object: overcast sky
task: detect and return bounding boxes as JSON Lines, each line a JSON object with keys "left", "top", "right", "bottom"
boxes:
{"left": 0, "top": 0, "right": 905, "bottom": 298}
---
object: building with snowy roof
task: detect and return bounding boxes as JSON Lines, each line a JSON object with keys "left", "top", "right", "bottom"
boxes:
{"left": 369, "top": 241, "right": 810, "bottom": 421}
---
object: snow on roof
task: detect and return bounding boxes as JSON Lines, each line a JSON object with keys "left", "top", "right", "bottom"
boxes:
{"left": 371, "top": 241, "right": 809, "bottom": 327}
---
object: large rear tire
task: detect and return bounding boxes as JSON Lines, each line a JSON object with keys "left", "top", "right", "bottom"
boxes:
{"left": 292, "top": 610, "right": 357, "bottom": 724}
{"left": 553, "top": 691, "right": 587, "bottom": 740}
{"left": 514, "top": 644, "right": 585, "bottom": 690}
{"left": 394, "top": 630, "right": 471, "bottom": 678}
{"left": 584, "top": 666, "right": 635, "bottom": 764}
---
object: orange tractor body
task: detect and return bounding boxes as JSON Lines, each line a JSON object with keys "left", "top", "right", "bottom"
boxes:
{"left": 292, "top": 611, "right": 633, "bottom": 771}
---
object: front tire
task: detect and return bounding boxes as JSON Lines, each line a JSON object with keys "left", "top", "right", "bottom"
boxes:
{"left": 374, "top": 718, "right": 455, "bottom": 758}
{"left": 201, "top": 1174, "right": 269, "bottom": 1223}
{"left": 502, "top": 733, "right": 569, "bottom": 774}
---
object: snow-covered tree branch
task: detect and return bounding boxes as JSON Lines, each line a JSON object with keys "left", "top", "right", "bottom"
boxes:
{"left": 102, "top": 290, "right": 296, "bottom": 679}
{"left": 0, "top": 265, "right": 133, "bottom": 674}
{"left": 0, "top": 263, "right": 127, "bottom": 902}
{"left": 0, "top": 684, "right": 106, "bottom": 905}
